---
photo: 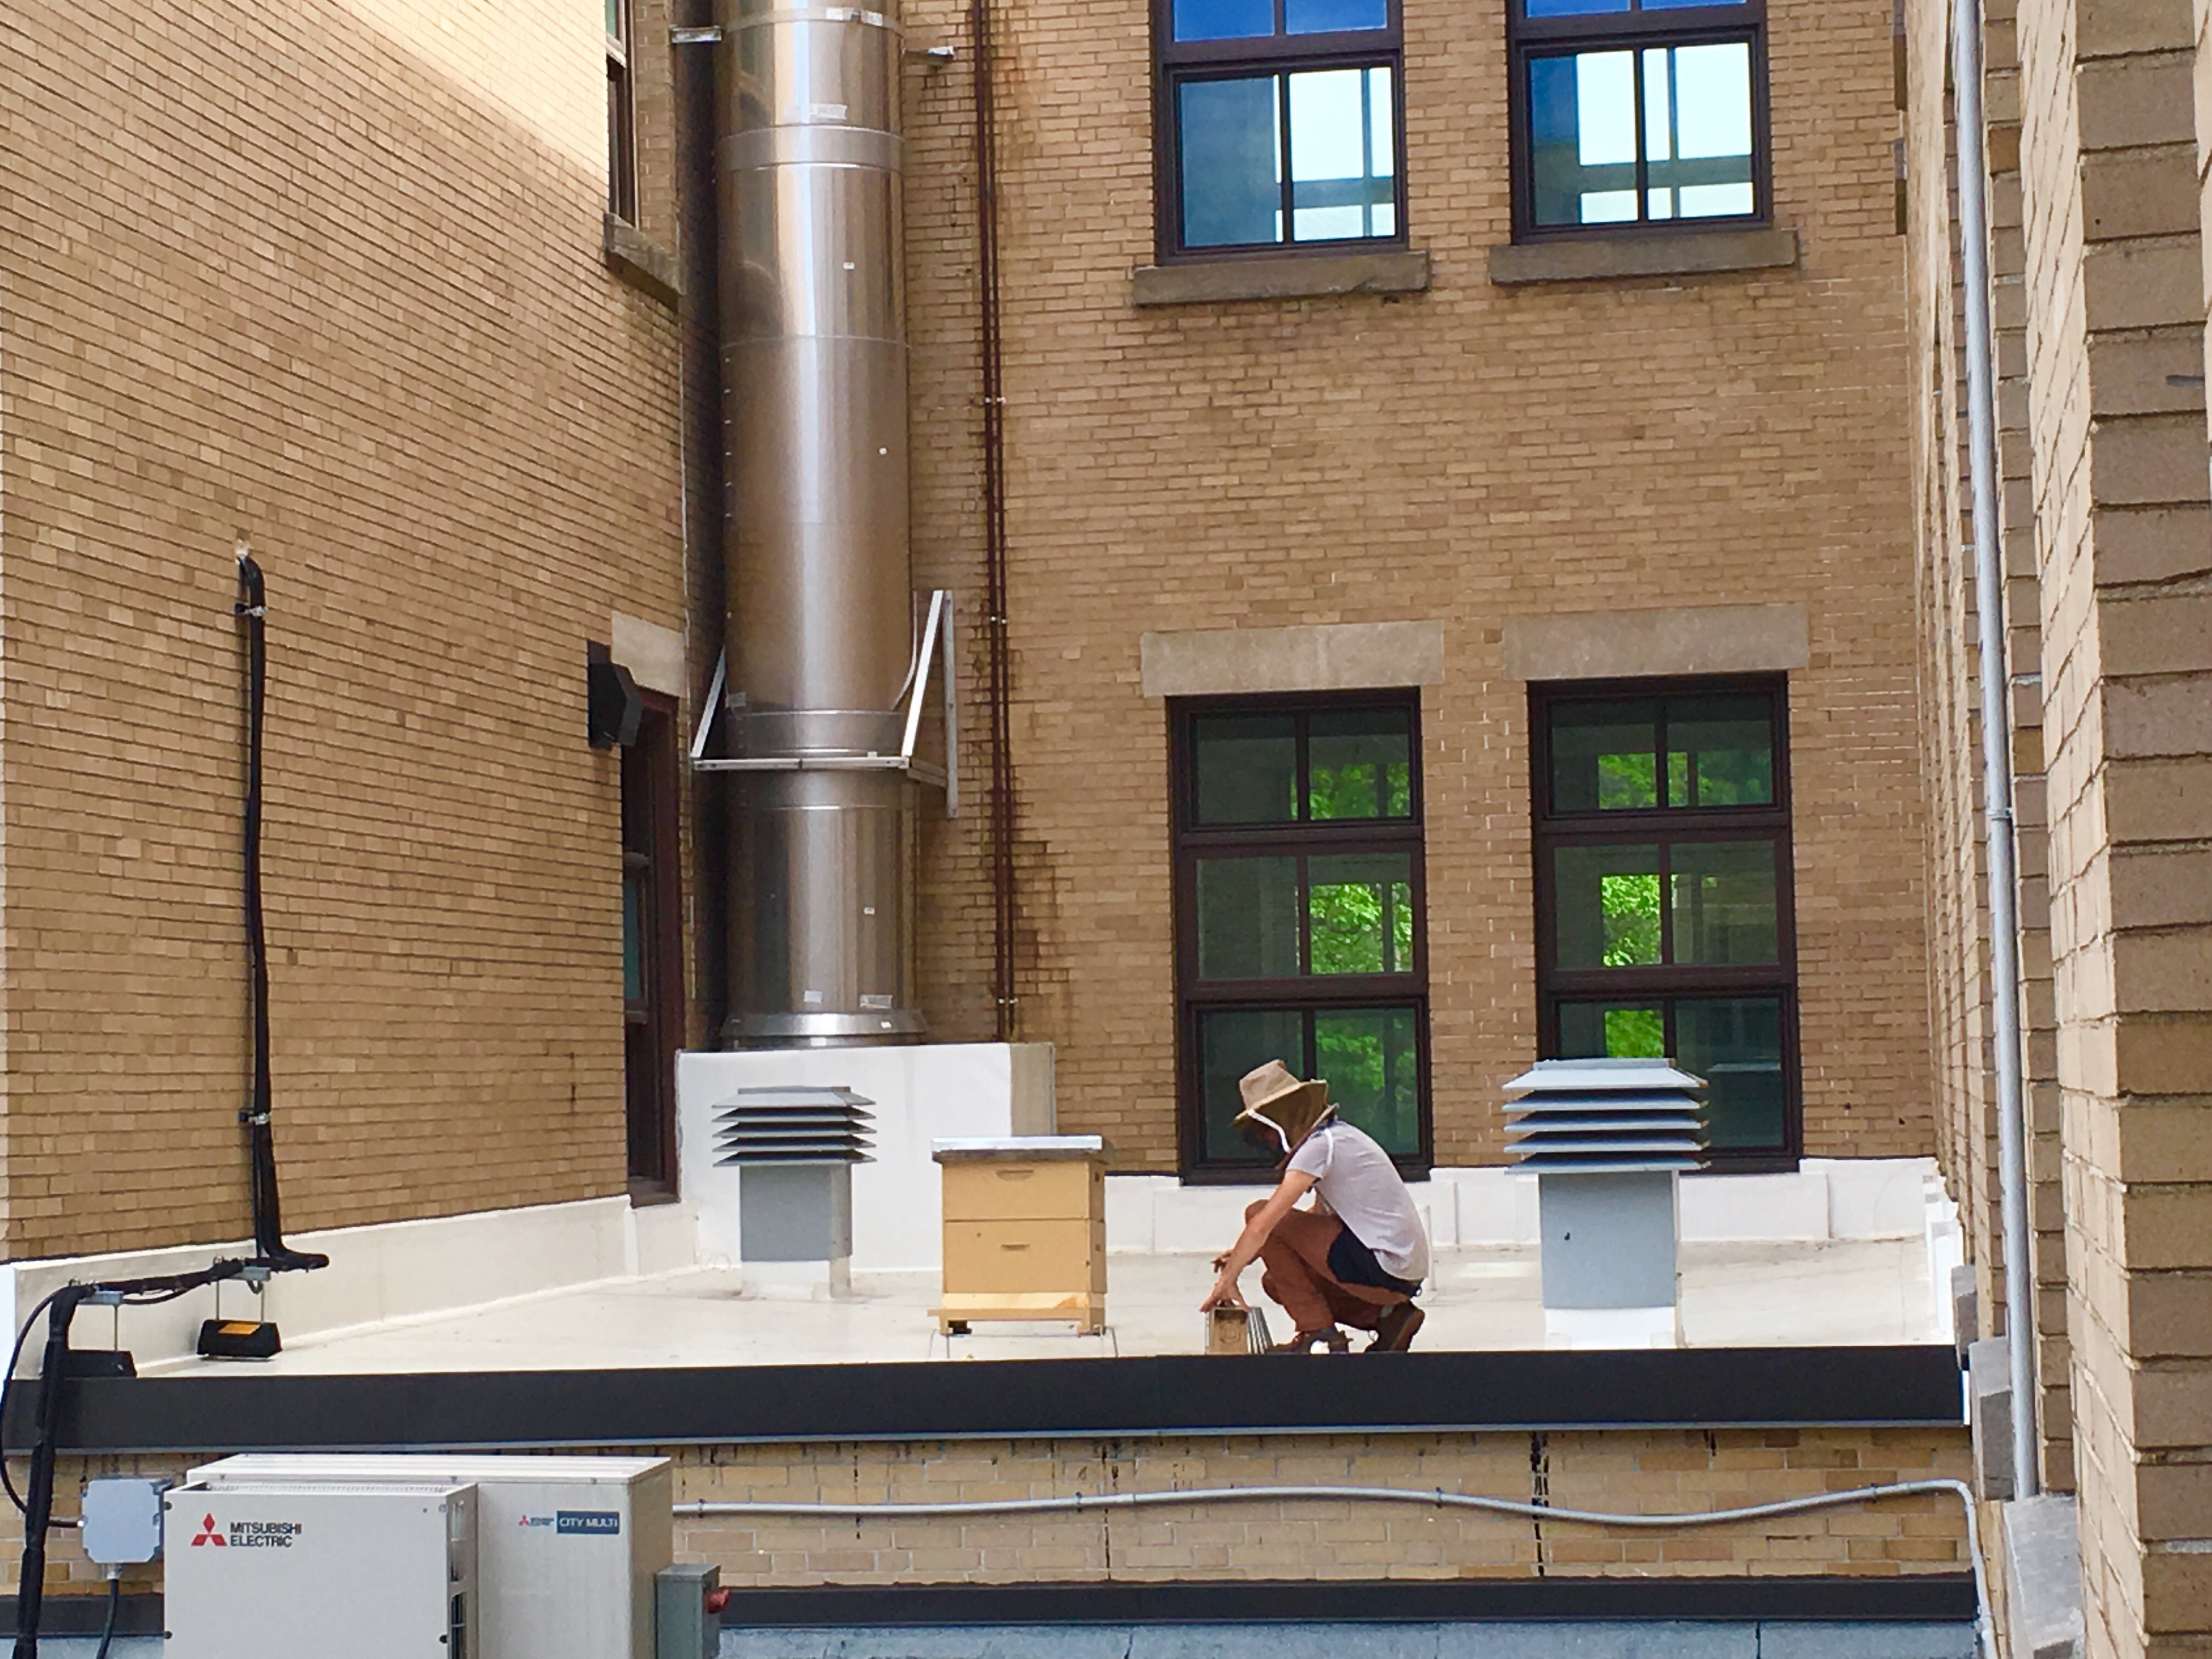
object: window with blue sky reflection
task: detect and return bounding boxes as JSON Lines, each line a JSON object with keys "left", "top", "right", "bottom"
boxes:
{"left": 1160, "top": 0, "right": 1402, "bottom": 255}
{"left": 1513, "top": 0, "right": 1764, "bottom": 234}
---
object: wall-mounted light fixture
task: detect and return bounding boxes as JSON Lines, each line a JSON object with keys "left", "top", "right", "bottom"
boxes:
{"left": 587, "top": 643, "right": 644, "bottom": 749}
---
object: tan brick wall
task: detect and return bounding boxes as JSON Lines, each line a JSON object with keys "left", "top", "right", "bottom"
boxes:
{"left": 903, "top": 0, "right": 1935, "bottom": 1170}
{"left": 1901, "top": 0, "right": 2075, "bottom": 1490}
{"left": 1, "top": 1427, "right": 1970, "bottom": 1598}
{"left": 2012, "top": 0, "right": 2212, "bottom": 1645}
{"left": 0, "top": 0, "right": 690, "bottom": 1255}
{"left": 1906, "top": 0, "right": 2212, "bottom": 1640}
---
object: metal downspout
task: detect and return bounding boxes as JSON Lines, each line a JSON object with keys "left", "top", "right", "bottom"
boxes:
{"left": 1950, "top": 0, "right": 2040, "bottom": 1498}
{"left": 971, "top": 0, "right": 1017, "bottom": 1042}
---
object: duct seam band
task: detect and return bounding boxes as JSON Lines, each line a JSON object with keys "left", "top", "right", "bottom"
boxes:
{"left": 678, "top": 1479, "right": 1991, "bottom": 1657}
{"left": 729, "top": 8, "right": 901, "bottom": 29}
{"left": 720, "top": 129, "right": 904, "bottom": 172}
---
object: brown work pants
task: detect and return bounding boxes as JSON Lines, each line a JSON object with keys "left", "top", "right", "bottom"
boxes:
{"left": 1246, "top": 1200, "right": 1410, "bottom": 1334}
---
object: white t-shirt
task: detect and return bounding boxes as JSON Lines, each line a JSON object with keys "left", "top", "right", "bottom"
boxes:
{"left": 1287, "top": 1122, "right": 1429, "bottom": 1283}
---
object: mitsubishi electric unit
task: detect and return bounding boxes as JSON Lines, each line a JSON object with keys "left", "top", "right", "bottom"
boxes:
{"left": 164, "top": 1480, "right": 477, "bottom": 1659}
{"left": 190, "top": 1454, "right": 673, "bottom": 1659}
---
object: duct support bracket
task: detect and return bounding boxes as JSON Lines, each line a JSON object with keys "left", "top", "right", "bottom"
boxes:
{"left": 690, "top": 590, "right": 958, "bottom": 816}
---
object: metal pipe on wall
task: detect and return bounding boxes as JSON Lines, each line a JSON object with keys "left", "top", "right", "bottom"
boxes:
{"left": 716, "top": 0, "right": 924, "bottom": 1046}
{"left": 971, "top": 0, "right": 1017, "bottom": 1042}
{"left": 1950, "top": 0, "right": 2039, "bottom": 1498}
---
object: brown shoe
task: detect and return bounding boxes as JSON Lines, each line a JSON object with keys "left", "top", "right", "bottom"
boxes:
{"left": 1276, "top": 1325, "right": 1351, "bottom": 1353}
{"left": 1368, "top": 1302, "right": 1424, "bottom": 1353}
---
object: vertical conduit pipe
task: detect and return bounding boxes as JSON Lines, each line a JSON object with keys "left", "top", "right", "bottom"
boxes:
{"left": 1950, "top": 0, "right": 2039, "bottom": 1498}
{"left": 971, "top": 0, "right": 1017, "bottom": 1041}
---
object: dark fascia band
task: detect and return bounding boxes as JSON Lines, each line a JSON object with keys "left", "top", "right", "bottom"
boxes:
{"left": 0, "top": 1575, "right": 1988, "bottom": 1635}
{"left": 11, "top": 1347, "right": 1964, "bottom": 1454}
{"left": 0, "top": 1592, "right": 165, "bottom": 1637}
{"left": 715, "top": 1574, "right": 1983, "bottom": 1627}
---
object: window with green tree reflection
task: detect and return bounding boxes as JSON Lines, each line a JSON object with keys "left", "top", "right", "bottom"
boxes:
{"left": 1176, "top": 697, "right": 1427, "bottom": 1176}
{"left": 1536, "top": 680, "right": 1797, "bottom": 1164}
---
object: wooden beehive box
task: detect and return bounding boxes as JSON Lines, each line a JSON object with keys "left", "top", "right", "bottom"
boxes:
{"left": 931, "top": 1136, "right": 1109, "bottom": 1335}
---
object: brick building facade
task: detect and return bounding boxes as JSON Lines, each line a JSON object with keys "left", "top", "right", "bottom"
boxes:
{"left": 0, "top": 0, "right": 2013, "bottom": 1648}
{"left": 1902, "top": 0, "right": 2212, "bottom": 1641}
{"left": 0, "top": 0, "right": 1936, "bottom": 1249}
{"left": 901, "top": 0, "right": 1935, "bottom": 1176}
{"left": 0, "top": 0, "right": 691, "bottom": 1256}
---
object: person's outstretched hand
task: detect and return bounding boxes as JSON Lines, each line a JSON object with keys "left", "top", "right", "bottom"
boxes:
{"left": 1200, "top": 1266, "right": 1249, "bottom": 1312}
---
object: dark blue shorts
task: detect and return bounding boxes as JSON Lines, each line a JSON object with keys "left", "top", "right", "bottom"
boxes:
{"left": 1327, "top": 1225, "right": 1421, "bottom": 1296}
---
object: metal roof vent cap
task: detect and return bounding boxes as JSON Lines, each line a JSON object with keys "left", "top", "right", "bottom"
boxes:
{"left": 1502, "top": 1056, "right": 1707, "bottom": 1173}
{"left": 712, "top": 1086, "right": 877, "bottom": 1166}
{"left": 1502, "top": 1058, "right": 1707, "bottom": 1350}
{"left": 711, "top": 1086, "right": 876, "bottom": 1300}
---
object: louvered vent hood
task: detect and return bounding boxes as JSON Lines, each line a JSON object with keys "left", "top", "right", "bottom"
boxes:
{"left": 1502, "top": 1057, "right": 1706, "bottom": 1173}
{"left": 712, "top": 1086, "right": 876, "bottom": 1165}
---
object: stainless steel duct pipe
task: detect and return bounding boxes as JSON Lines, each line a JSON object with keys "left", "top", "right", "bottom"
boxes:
{"left": 716, "top": 0, "right": 923, "bottom": 1047}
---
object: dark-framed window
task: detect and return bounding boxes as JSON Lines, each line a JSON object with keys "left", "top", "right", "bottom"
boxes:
{"left": 1173, "top": 693, "right": 1430, "bottom": 1181}
{"left": 607, "top": 0, "right": 639, "bottom": 222}
{"left": 1532, "top": 677, "right": 1799, "bottom": 1169}
{"left": 1154, "top": 0, "right": 1406, "bottom": 260}
{"left": 623, "top": 693, "right": 684, "bottom": 1199}
{"left": 1509, "top": 0, "right": 1768, "bottom": 238}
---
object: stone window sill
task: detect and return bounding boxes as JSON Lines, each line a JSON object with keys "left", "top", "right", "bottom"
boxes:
{"left": 1132, "top": 249, "right": 1431, "bottom": 306}
{"left": 604, "top": 214, "right": 683, "bottom": 307}
{"left": 1487, "top": 226, "right": 1799, "bottom": 286}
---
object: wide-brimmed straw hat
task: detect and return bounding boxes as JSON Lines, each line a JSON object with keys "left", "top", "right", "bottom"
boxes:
{"left": 1234, "top": 1059, "right": 1336, "bottom": 1156}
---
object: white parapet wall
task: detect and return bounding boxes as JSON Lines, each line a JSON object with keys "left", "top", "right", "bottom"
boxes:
{"left": 675, "top": 1042, "right": 1057, "bottom": 1276}
{"left": 1104, "top": 1157, "right": 1946, "bottom": 1255}
{"left": 0, "top": 1193, "right": 699, "bottom": 1375}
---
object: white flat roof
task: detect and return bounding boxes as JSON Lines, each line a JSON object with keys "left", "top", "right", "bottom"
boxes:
{"left": 149, "top": 1237, "right": 1940, "bottom": 1377}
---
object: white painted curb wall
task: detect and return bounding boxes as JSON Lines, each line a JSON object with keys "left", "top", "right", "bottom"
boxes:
{"left": 1, "top": 1194, "right": 697, "bottom": 1375}
{"left": 1103, "top": 1158, "right": 1943, "bottom": 1255}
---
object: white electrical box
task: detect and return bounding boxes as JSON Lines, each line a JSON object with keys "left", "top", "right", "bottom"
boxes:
{"left": 190, "top": 1454, "right": 673, "bottom": 1659}
{"left": 164, "top": 1480, "right": 477, "bottom": 1659}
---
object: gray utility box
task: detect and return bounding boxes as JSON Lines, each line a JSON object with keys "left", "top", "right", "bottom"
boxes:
{"left": 190, "top": 1454, "right": 672, "bottom": 1659}
{"left": 741, "top": 1162, "right": 854, "bottom": 1264}
{"left": 1503, "top": 1058, "right": 1708, "bottom": 1324}
{"left": 657, "top": 1561, "right": 723, "bottom": 1659}
{"left": 1537, "top": 1169, "right": 1681, "bottom": 1309}
{"left": 165, "top": 1480, "right": 478, "bottom": 1659}
{"left": 713, "top": 1087, "right": 874, "bottom": 1279}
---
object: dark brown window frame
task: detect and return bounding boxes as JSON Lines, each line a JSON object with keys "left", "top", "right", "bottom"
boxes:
{"left": 623, "top": 691, "right": 685, "bottom": 1202}
{"left": 1153, "top": 0, "right": 1409, "bottom": 264}
{"left": 1530, "top": 674, "right": 1801, "bottom": 1171}
{"left": 1507, "top": 0, "right": 1771, "bottom": 243}
{"left": 607, "top": 0, "right": 639, "bottom": 224}
{"left": 1171, "top": 690, "right": 1433, "bottom": 1183}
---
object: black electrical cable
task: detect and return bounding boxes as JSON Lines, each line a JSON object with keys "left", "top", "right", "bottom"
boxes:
{"left": 6, "top": 1261, "right": 247, "bottom": 1658}
{"left": 0, "top": 1289, "right": 70, "bottom": 1517}
{"left": 90, "top": 1574, "right": 119, "bottom": 1659}
{"left": 8, "top": 563, "right": 343, "bottom": 1655}
{"left": 233, "top": 554, "right": 328, "bottom": 1277}
{"left": 12, "top": 1283, "right": 92, "bottom": 1659}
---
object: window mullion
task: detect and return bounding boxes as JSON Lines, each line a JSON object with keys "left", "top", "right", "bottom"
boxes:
{"left": 1297, "top": 849, "right": 1312, "bottom": 976}
{"left": 1359, "top": 67, "right": 1374, "bottom": 236}
{"left": 1278, "top": 72, "right": 1295, "bottom": 244}
{"left": 1631, "top": 47, "right": 1650, "bottom": 224}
